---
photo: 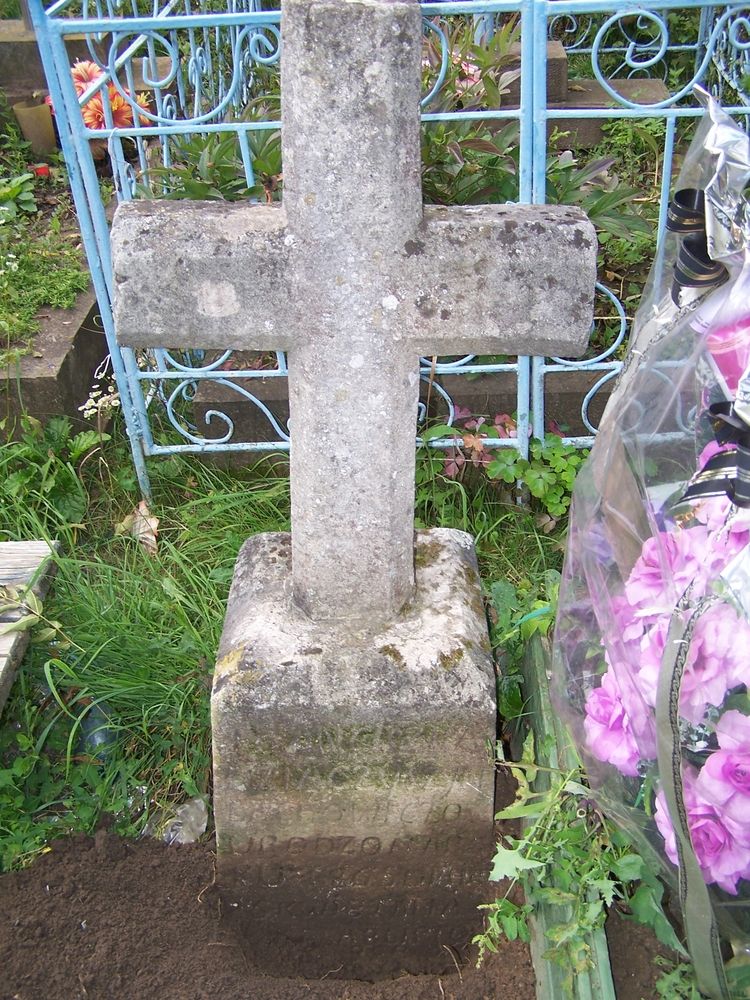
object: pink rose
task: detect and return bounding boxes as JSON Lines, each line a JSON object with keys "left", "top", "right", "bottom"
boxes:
{"left": 625, "top": 528, "right": 710, "bottom": 619}
{"left": 680, "top": 605, "right": 749, "bottom": 723}
{"left": 625, "top": 525, "right": 749, "bottom": 623}
{"left": 634, "top": 605, "right": 748, "bottom": 725}
{"left": 584, "top": 670, "right": 652, "bottom": 777}
{"left": 655, "top": 768, "right": 750, "bottom": 895}
{"left": 698, "top": 749, "right": 750, "bottom": 831}
{"left": 690, "top": 491, "right": 750, "bottom": 536}
{"left": 716, "top": 710, "right": 750, "bottom": 751}
{"left": 698, "top": 713, "right": 750, "bottom": 832}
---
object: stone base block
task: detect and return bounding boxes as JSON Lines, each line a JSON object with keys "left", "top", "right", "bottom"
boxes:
{"left": 212, "top": 528, "right": 497, "bottom": 979}
{"left": 504, "top": 40, "right": 568, "bottom": 105}
{"left": 0, "top": 22, "right": 96, "bottom": 99}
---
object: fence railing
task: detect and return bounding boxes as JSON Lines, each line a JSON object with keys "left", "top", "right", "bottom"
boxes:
{"left": 27, "top": 0, "right": 750, "bottom": 495}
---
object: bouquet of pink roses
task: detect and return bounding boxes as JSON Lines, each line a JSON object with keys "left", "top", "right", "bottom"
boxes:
{"left": 553, "top": 91, "right": 750, "bottom": 1000}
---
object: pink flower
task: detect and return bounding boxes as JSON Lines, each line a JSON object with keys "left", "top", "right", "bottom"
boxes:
{"left": 625, "top": 527, "right": 712, "bottom": 616}
{"left": 693, "top": 496, "right": 750, "bottom": 537}
{"left": 71, "top": 59, "right": 104, "bottom": 95}
{"left": 624, "top": 524, "right": 750, "bottom": 629}
{"left": 635, "top": 616, "right": 669, "bottom": 707}
{"left": 680, "top": 605, "right": 750, "bottom": 722}
{"left": 697, "top": 711, "right": 750, "bottom": 832}
{"left": 636, "top": 605, "right": 748, "bottom": 724}
{"left": 455, "top": 59, "right": 481, "bottom": 94}
{"left": 655, "top": 769, "right": 750, "bottom": 894}
{"left": 716, "top": 710, "right": 750, "bottom": 751}
{"left": 584, "top": 670, "right": 652, "bottom": 777}
{"left": 698, "top": 749, "right": 750, "bottom": 829}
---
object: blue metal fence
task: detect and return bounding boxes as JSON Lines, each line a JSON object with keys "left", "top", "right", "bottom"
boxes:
{"left": 27, "top": 0, "right": 750, "bottom": 495}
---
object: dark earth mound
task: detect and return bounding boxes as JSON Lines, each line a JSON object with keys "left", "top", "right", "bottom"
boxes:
{"left": 0, "top": 829, "right": 535, "bottom": 1000}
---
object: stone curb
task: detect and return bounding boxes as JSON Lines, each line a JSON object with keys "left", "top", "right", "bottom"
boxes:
{"left": 519, "top": 635, "right": 616, "bottom": 1000}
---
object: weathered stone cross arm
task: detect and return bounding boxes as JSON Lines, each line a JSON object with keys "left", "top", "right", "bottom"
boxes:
{"left": 113, "top": 200, "right": 595, "bottom": 360}
{"left": 112, "top": 200, "right": 294, "bottom": 352}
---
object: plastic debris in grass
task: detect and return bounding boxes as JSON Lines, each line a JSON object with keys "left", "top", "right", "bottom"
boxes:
{"left": 143, "top": 798, "right": 209, "bottom": 846}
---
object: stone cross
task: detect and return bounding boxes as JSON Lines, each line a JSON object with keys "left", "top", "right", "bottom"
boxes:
{"left": 112, "top": 0, "right": 595, "bottom": 980}
{"left": 113, "top": 0, "right": 594, "bottom": 629}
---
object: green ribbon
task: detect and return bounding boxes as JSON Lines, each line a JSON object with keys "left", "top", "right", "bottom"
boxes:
{"left": 656, "top": 595, "right": 732, "bottom": 1000}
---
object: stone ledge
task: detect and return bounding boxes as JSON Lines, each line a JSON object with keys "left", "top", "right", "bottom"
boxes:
{"left": 1, "top": 286, "right": 108, "bottom": 436}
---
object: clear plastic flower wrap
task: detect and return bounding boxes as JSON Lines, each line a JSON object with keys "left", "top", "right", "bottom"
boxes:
{"left": 552, "top": 90, "right": 750, "bottom": 1000}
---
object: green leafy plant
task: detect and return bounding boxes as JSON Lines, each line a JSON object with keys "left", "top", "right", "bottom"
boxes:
{"left": 545, "top": 150, "right": 652, "bottom": 241}
{"left": 486, "top": 434, "right": 589, "bottom": 518}
{"left": 654, "top": 957, "right": 703, "bottom": 999}
{"left": 138, "top": 121, "right": 282, "bottom": 203}
{"left": 423, "top": 413, "right": 588, "bottom": 520}
{"left": 475, "top": 734, "right": 686, "bottom": 995}
{"left": 594, "top": 117, "right": 666, "bottom": 188}
{"left": 0, "top": 173, "right": 37, "bottom": 223}
{"left": 0, "top": 415, "right": 106, "bottom": 532}
{"left": 421, "top": 14, "right": 522, "bottom": 116}
{"left": 489, "top": 572, "right": 559, "bottom": 722}
{"left": 0, "top": 217, "right": 89, "bottom": 344}
{"left": 139, "top": 131, "right": 257, "bottom": 201}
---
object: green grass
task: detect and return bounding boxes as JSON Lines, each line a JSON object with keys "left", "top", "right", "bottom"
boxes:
{"left": 0, "top": 418, "right": 293, "bottom": 867}
{"left": 0, "top": 416, "right": 564, "bottom": 870}
{"left": 0, "top": 103, "right": 89, "bottom": 356}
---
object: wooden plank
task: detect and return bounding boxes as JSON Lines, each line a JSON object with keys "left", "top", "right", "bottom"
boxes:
{"left": 519, "top": 635, "right": 617, "bottom": 1000}
{"left": 0, "top": 541, "right": 60, "bottom": 715}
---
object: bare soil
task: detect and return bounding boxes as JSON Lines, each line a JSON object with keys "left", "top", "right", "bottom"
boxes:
{"left": 0, "top": 828, "right": 535, "bottom": 1000}
{"left": 0, "top": 827, "right": 678, "bottom": 1000}
{"left": 0, "top": 761, "right": 675, "bottom": 1000}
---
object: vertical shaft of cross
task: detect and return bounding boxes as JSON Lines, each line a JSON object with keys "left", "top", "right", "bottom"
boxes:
{"left": 281, "top": 0, "right": 424, "bottom": 623}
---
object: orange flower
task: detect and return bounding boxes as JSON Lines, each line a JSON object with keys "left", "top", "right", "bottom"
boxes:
{"left": 106, "top": 85, "right": 135, "bottom": 128}
{"left": 71, "top": 59, "right": 104, "bottom": 96}
{"left": 81, "top": 84, "right": 147, "bottom": 130}
{"left": 135, "top": 91, "right": 151, "bottom": 125}
{"left": 81, "top": 92, "right": 105, "bottom": 129}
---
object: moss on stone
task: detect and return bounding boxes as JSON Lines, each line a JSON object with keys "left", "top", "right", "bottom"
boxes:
{"left": 437, "top": 647, "right": 464, "bottom": 671}
{"left": 378, "top": 644, "right": 406, "bottom": 668}
{"left": 414, "top": 539, "right": 442, "bottom": 569}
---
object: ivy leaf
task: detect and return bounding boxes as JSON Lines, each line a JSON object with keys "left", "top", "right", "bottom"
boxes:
{"left": 489, "top": 845, "right": 544, "bottom": 881}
